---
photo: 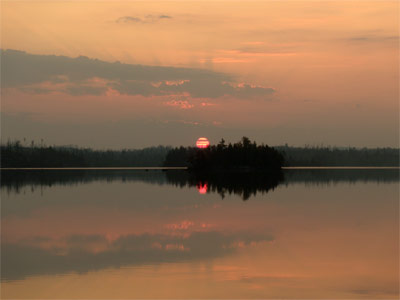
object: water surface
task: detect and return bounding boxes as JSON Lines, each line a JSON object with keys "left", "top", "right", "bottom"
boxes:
{"left": 1, "top": 169, "right": 399, "bottom": 299}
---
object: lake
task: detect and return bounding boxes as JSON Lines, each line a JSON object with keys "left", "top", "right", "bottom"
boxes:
{"left": 1, "top": 169, "right": 399, "bottom": 299}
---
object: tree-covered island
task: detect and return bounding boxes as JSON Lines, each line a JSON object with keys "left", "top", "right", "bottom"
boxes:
{"left": 164, "top": 137, "right": 284, "bottom": 172}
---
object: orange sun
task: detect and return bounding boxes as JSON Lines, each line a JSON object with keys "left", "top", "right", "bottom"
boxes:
{"left": 196, "top": 137, "right": 210, "bottom": 148}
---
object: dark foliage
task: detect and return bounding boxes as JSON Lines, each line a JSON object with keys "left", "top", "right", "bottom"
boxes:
{"left": 1, "top": 139, "right": 399, "bottom": 168}
{"left": 0, "top": 140, "right": 170, "bottom": 167}
{"left": 276, "top": 145, "right": 399, "bottom": 167}
{"left": 165, "top": 137, "right": 284, "bottom": 171}
{"left": 163, "top": 146, "right": 194, "bottom": 167}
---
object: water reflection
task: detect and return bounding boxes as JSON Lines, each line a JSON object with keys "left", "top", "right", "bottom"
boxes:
{"left": 2, "top": 168, "right": 398, "bottom": 199}
{"left": 1, "top": 170, "right": 168, "bottom": 194}
{"left": 197, "top": 182, "right": 208, "bottom": 194}
{"left": 1, "top": 169, "right": 399, "bottom": 298}
{"left": 167, "top": 171, "right": 284, "bottom": 200}
{"left": 2, "top": 231, "right": 273, "bottom": 282}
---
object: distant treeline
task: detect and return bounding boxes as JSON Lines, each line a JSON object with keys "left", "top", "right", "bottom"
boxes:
{"left": 277, "top": 145, "right": 399, "bottom": 166}
{"left": 1, "top": 140, "right": 170, "bottom": 168}
{"left": 1, "top": 139, "right": 399, "bottom": 167}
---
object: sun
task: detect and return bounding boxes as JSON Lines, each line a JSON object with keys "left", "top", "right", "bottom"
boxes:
{"left": 196, "top": 137, "right": 210, "bottom": 148}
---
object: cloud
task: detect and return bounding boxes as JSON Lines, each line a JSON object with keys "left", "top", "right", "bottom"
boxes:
{"left": 116, "top": 16, "right": 142, "bottom": 23}
{"left": 348, "top": 287, "right": 400, "bottom": 297}
{"left": 219, "top": 47, "right": 296, "bottom": 57}
{"left": 159, "top": 15, "right": 172, "bottom": 19}
{"left": 346, "top": 35, "right": 399, "bottom": 43}
{"left": 163, "top": 100, "right": 194, "bottom": 109}
{"left": 116, "top": 15, "right": 172, "bottom": 24}
{"left": 159, "top": 78, "right": 274, "bottom": 99}
{"left": 1, "top": 49, "right": 275, "bottom": 99}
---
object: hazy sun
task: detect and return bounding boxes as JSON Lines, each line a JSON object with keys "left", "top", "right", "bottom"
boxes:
{"left": 196, "top": 137, "right": 210, "bottom": 148}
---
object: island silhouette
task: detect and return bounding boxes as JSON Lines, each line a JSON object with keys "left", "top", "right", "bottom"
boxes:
{"left": 165, "top": 137, "right": 284, "bottom": 172}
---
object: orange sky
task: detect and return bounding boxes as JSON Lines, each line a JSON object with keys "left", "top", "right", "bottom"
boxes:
{"left": 1, "top": 1, "right": 399, "bottom": 148}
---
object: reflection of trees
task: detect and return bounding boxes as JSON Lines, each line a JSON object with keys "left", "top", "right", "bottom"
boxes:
{"left": 0, "top": 170, "right": 168, "bottom": 194}
{"left": 1, "top": 169, "right": 398, "bottom": 196}
{"left": 166, "top": 170, "right": 284, "bottom": 201}
{"left": 283, "top": 169, "right": 400, "bottom": 185}
{"left": 165, "top": 169, "right": 399, "bottom": 200}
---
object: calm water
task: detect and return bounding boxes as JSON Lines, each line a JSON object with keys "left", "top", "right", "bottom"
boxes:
{"left": 1, "top": 169, "right": 399, "bottom": 299}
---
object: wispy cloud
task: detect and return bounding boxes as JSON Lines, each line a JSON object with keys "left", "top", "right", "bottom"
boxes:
{"left": 346, "top": 35, "right": 399, "bottom": 43}
{"left": 116, "top": 14, "right": 172, "bottom": 24}
{"left": 163, "top": 100, "right": 194, "bottom": 109}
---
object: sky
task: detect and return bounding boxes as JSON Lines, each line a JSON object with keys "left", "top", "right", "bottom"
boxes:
{"left": 1, "top": 0, "right": 399, "bottom": 149}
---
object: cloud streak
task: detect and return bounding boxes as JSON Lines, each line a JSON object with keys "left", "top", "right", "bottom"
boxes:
{"left": 116, "top": 14, "right": 172, "bottom": 24}
{"left": 1, "top": 49, "right": 275, "bottom": 99}
{"left": 346, "top": 35, "right": 399, "bottom": 43}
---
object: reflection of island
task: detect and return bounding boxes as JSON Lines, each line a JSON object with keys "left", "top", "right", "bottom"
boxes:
{"left": 167, "top": 170, "right": 284, "bottom": 200}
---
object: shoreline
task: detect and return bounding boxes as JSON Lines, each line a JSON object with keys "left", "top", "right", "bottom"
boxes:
{"left": 1, "top": 166, "right": 399, "bottom": 170}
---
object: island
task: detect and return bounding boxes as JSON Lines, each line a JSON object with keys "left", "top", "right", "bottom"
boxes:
{"left": 164, "top": 136, "right": 284, "bottom": 172}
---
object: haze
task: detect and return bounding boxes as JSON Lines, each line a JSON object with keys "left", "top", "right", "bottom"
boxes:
{"left": 1, "top": 1, "right": 398, "bottom": 148}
